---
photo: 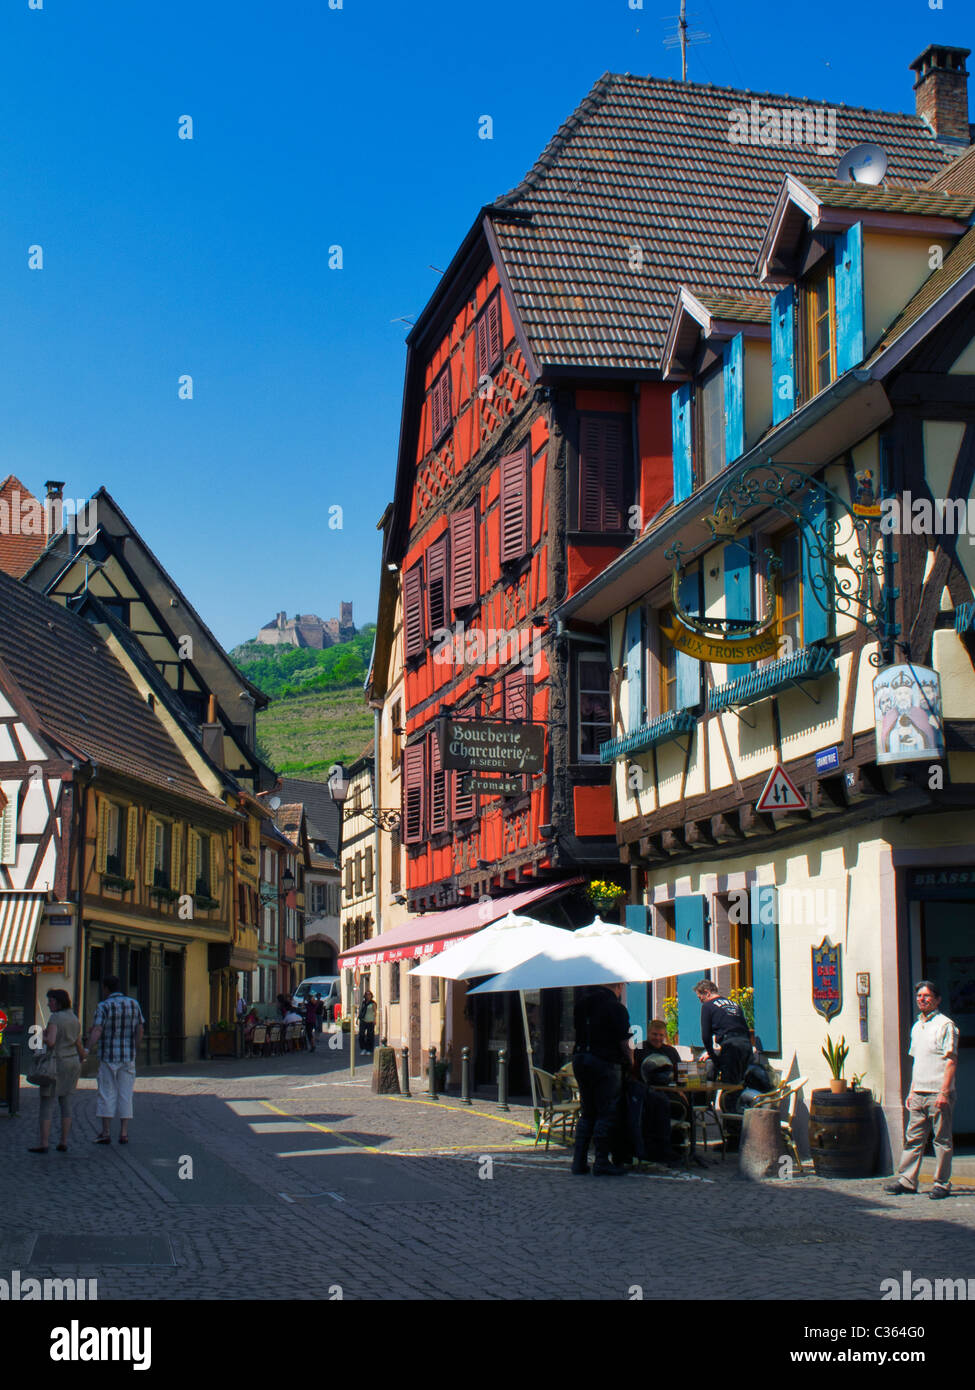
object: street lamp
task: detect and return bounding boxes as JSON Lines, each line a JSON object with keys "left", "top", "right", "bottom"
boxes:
{"left": 281, "top": 867, "right": 296, "bottom": 894}
{"left": 327, "top": 763, "right": 349, "bottom": 806}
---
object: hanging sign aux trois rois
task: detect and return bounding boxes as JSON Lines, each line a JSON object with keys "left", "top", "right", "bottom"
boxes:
{"left": 659, "top": 615, "right": 780, "bottom": 663}
{"left": 437, "top": 717, "right": 544, "bottom": 774}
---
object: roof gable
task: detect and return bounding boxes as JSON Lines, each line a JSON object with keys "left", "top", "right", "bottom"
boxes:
{"left": 488, "top": 72, "right": 956, "bottom": 372}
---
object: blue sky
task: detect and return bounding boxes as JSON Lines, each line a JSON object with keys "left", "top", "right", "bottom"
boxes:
{"left": 0, "top": 0, "right": 963, "bottom": 649}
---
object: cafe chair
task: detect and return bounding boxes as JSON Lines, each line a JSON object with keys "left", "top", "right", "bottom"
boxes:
{"left": 532, "top": 1068, "right": 580, "bottom": 1150}
{"left": 692, "top": 1093, "right": 726, "bottom": 1159}
{"left": 666, "top": 1093, "right": 692, "bottom": 1162}
{"left": 251, "top": 1024, "right": 267, "bottom": 1058}
{"left": 713, "top": 1087, "right": 743, "bottom": 1148}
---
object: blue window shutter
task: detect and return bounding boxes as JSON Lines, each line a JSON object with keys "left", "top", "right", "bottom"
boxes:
{"left": 672, "top": 383, "right": 693, "bottom": 503}
{"left": 675, "top": 568, "right": 701, "bottom": 710}
{"left": 771, "top": 286, "right": 796, "bottom": 424}
{"left": 625, "top": 905, "right": 651, "bottom": 1044}
{"left": 723, "top": 540, "right": 752, "bottom": 682}
{"left": 801, "top": 490, "right": 831, "bottom": 646}
{"left": 624, "top": 607, "right": 644, "bottom": 733}
{"left": 723, "top": 333, "right": 745, "bottom": 463}
{"left": 749, "top": 886, "right": 780, "bottom": 1054}
{"left": 675, "top": 896, "right": 707, "bottom": 1046}
{"left": 835, "top": 222, "right": 864, "bottom": 374}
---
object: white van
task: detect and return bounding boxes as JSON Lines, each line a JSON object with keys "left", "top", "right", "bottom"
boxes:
{"left": 292, "top": 976, "right": 341, "bottom": 1013}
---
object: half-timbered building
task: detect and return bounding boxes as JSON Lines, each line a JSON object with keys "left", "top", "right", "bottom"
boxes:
{"left": 560, "top": 108, "right": 975, "bottom": 1152}
{"left": 352, "top": 44, "right": 966, "bottom": 1087}
{"left": 0, "top": 568, "right": 242, "bottom": 1060}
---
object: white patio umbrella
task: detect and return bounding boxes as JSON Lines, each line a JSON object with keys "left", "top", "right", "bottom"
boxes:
{"left": 408, "top": 911, "right": 571, "bottom": 979}
{"left": 408, "top": 911, "right": 572, "bottom": 1110}
{"left": 467, "top": 916, "right": 736, "bottom": 994}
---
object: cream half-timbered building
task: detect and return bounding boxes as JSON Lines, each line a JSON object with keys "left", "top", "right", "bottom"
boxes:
{"left": 561, "top": 139, "right": 975, "bottom": 1156}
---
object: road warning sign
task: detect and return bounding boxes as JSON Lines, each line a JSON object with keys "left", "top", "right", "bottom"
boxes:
{"left": 756, "top": 764, "right": 807, "bottom": 812}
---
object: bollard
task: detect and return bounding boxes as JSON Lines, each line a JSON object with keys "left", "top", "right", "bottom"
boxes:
{"left": 461, "top": 1045, "right": 472, "bottom": 1105}
{"left": 400, "top": 1046, "right": 411, "bottom": 1098}
{"left": 427, "top": 1045, "right": 437, "bottom": 1098}
{"left": 497, "top": 1048, "right": 509, "bottom": 1112}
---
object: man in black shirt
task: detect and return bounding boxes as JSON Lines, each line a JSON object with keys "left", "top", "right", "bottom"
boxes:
{"left": 571, "top": 983, "right": 632, "bottom": 1176}
{"left": 694, "top": 980, "right": 752, "bottom": 1084}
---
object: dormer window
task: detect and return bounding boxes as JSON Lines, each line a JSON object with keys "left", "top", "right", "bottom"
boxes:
{"left": 803, "top": 253, "right": 837, "bottom": 399}
{"left": 696, "top": 363, "right": 726, "bottom": 482}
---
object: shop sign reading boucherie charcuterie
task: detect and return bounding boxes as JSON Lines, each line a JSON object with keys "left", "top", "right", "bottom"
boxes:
{"left": 437, "top": 718, "right": 544, "bottom": 774}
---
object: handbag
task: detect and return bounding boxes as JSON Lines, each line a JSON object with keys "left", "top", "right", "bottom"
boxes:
{"left": 26, "top": 1049, "right": 58, "bottom": 1087}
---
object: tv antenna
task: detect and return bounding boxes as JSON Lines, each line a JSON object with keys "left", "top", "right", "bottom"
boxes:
{"left": 662, "top": 0, "right": 711, "bottom": 82}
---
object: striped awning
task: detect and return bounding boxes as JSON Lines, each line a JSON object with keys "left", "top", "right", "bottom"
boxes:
{"left": 0, "top": 894, "right": 44, "bottom": 966}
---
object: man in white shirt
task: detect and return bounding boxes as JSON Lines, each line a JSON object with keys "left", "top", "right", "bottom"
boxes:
{"left": 885, "top": 980, "right": 958, "bottom": 1200}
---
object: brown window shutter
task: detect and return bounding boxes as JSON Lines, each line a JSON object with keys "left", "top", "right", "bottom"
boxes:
{"left": 451, "top": 770, "right": 475, "bottom": 823}
{"left": 505, "top": 670, "right": 529, "bottom": 721}
{"left": 344, "top": 859, "right": 353, "bottom": 898}
{"left": 499, "top": 447, "right": 529, "bottom": 562}
{"left": 487, "top": 293, "right": 503, "bottom": 368}
{"left": 365, "top": 846, "right": 374, "bottom": 893}
{"left": 426, "top": 535, "right": 449, "bottom": 633}
{"left": 475, "top": 311, "right": 490, "bottom": 380}
{"left": 428, "top": 730, "right": 447, "bottom": 833}
{"left": 403, "top": 563, "right": 425, "bottom": 658}
{"left": 579, "top": 414, "right": 626, "bottom": 531}
{"left": 449, "top": 507, "right": 477, "bottom": 609}
{"left": 431, "top": 366, "right": 451, "bottom": 446}
{"left": 402, "top": 742, "right": 426, "bottom": 844}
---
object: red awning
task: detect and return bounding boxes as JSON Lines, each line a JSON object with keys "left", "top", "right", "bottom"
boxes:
{"left": 338, "top": 878, "right": 584, "bottom": 971}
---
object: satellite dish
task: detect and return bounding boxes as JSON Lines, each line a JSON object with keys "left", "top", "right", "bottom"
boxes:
{"left": 836, "top": 143, "right": 888, "bottom": 185}
{"left": 269, "top": 795, "right": 281, "bottom": 811}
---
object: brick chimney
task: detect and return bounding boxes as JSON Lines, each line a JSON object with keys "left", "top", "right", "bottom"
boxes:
{"left": 910, "top": 44, "right": 971, "bottom": 145}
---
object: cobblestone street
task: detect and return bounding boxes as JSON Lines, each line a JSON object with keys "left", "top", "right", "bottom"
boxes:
{"left": 4, "top": 1041, "right": 974, "bottom": 1305}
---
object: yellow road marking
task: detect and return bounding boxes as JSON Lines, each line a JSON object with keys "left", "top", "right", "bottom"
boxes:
{"left": 259, "top": 1100, "right": 381, "bottom": 1154}
{"left": 384, "top": 1095, "right": 533, "bottom": 1130}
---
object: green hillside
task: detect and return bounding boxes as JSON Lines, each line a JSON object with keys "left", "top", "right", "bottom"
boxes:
{"left": 232, "top": 628, "right": 376, "bottom": 779}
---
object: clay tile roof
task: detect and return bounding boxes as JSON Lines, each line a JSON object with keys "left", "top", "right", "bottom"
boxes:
{"left": 0, "top": 476, "right": 47, "bottom": 579}
{"left": 273, "top": 804, "right": 305, "bottom": 845}
{"left": 924, "top": 142, "right": 975, "bottom": 196}
{"left": 0, "top": 567, "right": 230, "bottom": 814}
{"left": 866, "top": 224, "right": 975, "bottom": 366}
{"left": 802, "top": 179, "right": 975, "bottom": 217}
{"left": 693, "top": 289, "right": 773, "bottom": 323}
{"left": 488, "top": 73, "right": 955, "bottom": 371}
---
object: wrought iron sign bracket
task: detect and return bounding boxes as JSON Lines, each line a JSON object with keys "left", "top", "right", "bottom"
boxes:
{"left": 666, "top": 459, "right": 901, "bottom": 668}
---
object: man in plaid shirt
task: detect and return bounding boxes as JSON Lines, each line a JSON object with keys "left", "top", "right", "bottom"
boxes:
{"left": 87, "top": 976, "right": 145, "bottom": 1144}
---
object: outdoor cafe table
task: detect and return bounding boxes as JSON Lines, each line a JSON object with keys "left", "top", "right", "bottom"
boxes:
{"left": 649, "top": 1082, "right": 743, "bottom": 1165}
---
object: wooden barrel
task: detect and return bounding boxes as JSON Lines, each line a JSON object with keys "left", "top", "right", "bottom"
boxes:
{"left": 809, "top": 1088, "right": 876, "bottom": 1178}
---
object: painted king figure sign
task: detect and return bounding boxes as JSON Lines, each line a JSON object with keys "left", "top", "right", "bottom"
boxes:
{"left": 437, "top": 718, "right": 544, "bottom": 774}
{"left": 872, "top": 664, "right": 944, "bottom": 766}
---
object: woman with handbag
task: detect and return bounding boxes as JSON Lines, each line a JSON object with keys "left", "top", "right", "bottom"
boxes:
{"left": 28, "top": 989, "right": 87, "bottom": 1154}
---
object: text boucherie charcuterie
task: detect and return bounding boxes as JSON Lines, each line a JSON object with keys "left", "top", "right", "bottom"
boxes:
{"left": 437, "top": 718, "right": 545, "bottom": 774}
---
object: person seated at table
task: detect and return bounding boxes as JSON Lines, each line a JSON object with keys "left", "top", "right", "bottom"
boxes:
{"left": 242, "top": 1007, "right": 259, "bottom": 1042}
{"left": 282, "top": 1006, "right": 302, "bottom": 1025}
{"left": 634, "top": 1020, "right": 684, "bottom": 1163}
{"left": 635, "top": 1019, "right": 681, "bottom": 1088}
{"left": 694, "top": 979, "right": 752, "bottom": 1084}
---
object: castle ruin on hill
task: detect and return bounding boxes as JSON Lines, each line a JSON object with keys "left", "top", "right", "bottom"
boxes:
{"left": 257, "top": 603, "right": 355, "bottom": 649}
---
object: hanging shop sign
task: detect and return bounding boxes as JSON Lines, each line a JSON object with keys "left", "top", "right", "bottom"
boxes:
{"left": 660, "top": 616, "right": 780, "bottom": 664}
{"left": 437, "top": 718, "right": 544, "bottom": 774}
{"left": 812, "top": 937, "right": 842, "bottom": 1022}
{"left": 872, "top": 664, "right": 944, "bottom": 765}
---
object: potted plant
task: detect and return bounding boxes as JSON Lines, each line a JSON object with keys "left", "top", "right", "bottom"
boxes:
{"left": 586, "top": 880, "right": 625, "bottom": 917}
{"left": 663, "top": 995, "right": 679, "bottom": 1045}
{"left": 206, "top": 1020, "right": 238, "bottom": 1058}
{"left": 822, "top": 1034, "right": 849, "bottom": 1093}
